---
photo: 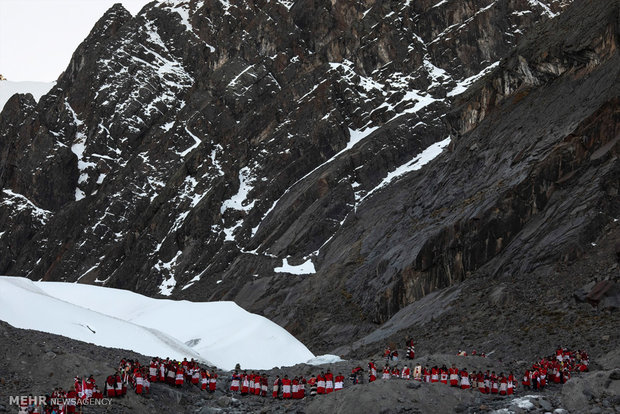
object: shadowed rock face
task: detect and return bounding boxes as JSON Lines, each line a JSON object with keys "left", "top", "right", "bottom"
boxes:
{"left": 1, "top": 0, "right": 618, "bottom": 355}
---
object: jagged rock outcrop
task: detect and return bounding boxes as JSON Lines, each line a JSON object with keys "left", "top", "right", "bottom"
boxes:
{"left": 2, "top": 0, "right": 618, "bottom": 356}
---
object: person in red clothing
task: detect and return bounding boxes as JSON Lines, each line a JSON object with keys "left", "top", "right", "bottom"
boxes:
{"left": 66, "top": 387, "right": 78, "bottom": 414}
{"left": 85, "top": 375, "right": 95, "bottom": 400}
{"left": 167, "top": 362, "right": 176, "bottom": 385}
{"left": 334, "top": 373, "right": 344, "bottom": 390}
{"left": 477, "top": 372, "right": 486, "bottom": 393}
{"left": 540, "top": 367, "right": 547, "bottom": 388}
{"left": 200, "top": 369, "right": 208, "bottom": 391}
{"left": 159, "top": 360, "right": 165, "bottom": 382}
{"left": 384, "top": 346, "right": 391, "bottom": 360}
{"left": 401, "top": 365, "right": 411, "bottom": 379}
{"left": 261, "top": 375, "right": 268, "bottom": 397}
{"left": 292, "top": 377, "right": 300, "bottom": 399}
{"left": 440, "top": 366, "right": 448, "bottom": 384}
{"left": 249, "top": 372, "right": 255, "bottom": 395}
{"left": 149, "top": 359, "right": 158, "bottom": 382}
{"left": 407, "top": 341, "right": 415, "bottom": 360}
{"left": 281, "top": 375, "right": 292, "bottom": 399}
{"left": 257, "top": 373, "right": 263, "bottom": 395}
{"left": 115, "top": 373, "right": 123, "bottom": 396}
{"left": 368, "top": 361, "right": 377, "bottom": 382}
{"left": 507, "top": 373, "right": 515, "bottom": 395}
{"left": 423, "top": 367, "right": 431, "bottom": 383}
{"left": 449, "top": 365, "right": 459, "bottom": 386}
{"left": 231, "top": 371, "right": 240, "bottom": 392}
{"left": 143, "top": 369, "right": 151, "bottom": 394}
{"left": 460, "top": 369, "right": 470, "bottom": 389}
{"left": 272, "top": 375, "right": 280, "bottom": 398}
{"left": 105, "top": 375, "right": 116, "bottom": 397}
{"left": 490, "top": 372, "right": 499, "bottom": 394}
{"left": 135, "top": 369, "right": 144, "bottom": 394}
{"left": 562, "top": 368, "right": 571, "bottom": 383}
{"left": 241, "top": 372, "right": 250, "bottom": 395}
{"left": 325, "top": 370, "right": 334, "bottom": 393}
{"left": 191, "top": 367, "right": 200, "bottom": 386}
{"left": 522, "top": 369, "right": 531, "bottom": 388}
{"left": 317, "top": 372, "right": 326, "bottom": 394}
{"left": 175, "top": 365, "right": 184, "bottom": 387}
{"left": 93, "top": 385, "right": 103, "bottom": 399}
{"left": 431, "top": 366, "right": 439, "bottom": 383}
{"left": 498, "top": 373, "right": 508, "bottom": 395}
{"left": 210, "top": 372, "right": 218, "bottom": 393}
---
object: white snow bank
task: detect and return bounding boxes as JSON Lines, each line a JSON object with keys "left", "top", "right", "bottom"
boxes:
{"left": 306, "top": 354, "right": 344, "bottom": 365}
{"left": 0, "top": 276, "right": 201, "bottom": 362}
{"left": 0, "top": 81, "right": 55, "bottom": 111}
{"left": 360, "top": 137, "right": 451, "bottom": 203}
{"left": 274, "top": 258, "right": 316, "bottom": 275}
{"left": 0, "top": 277, "right": 315, "bottom": 370}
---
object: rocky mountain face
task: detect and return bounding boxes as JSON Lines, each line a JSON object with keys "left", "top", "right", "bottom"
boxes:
{"left": 1, "top": 0, "right": 618, "bottom": 356}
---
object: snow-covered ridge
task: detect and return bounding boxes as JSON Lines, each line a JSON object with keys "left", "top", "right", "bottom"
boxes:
{"left": 0, "top": 277, "right": 315, "bottom": 370}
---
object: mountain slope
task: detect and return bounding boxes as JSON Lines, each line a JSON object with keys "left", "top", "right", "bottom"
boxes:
{"left": 3, "top": 0, "right": 618, "bottom": 356}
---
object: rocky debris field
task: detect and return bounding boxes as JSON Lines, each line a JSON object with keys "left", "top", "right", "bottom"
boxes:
{"left": 1, "top": 320, "right": 619, "bottom": 413}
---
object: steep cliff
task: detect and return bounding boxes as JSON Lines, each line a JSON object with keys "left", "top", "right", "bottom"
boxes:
{"left": 2, "top": 0, "right": 618, "bottom": 355}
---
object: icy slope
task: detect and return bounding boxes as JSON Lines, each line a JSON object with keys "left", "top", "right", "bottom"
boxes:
{"left": 0, "top": 276, "right": 200, "bottom": 361}
{"left": 0, "top": 277, "right": 315, "bottom": 370}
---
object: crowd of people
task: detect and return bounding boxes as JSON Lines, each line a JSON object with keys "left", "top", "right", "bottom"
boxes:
{"left": 16, "top": 345, "right": 588, "bottom": 412}
{"left": 522, "top": 347, "right": 589, "bottom": 390}
{"left": 16, "top": 357, "right": 217, "bottom": 413}
{"left": 228, "top": 370, "right": 346, "bottom": 398}
{"left": 104, "top": 357, "right": 218, "bottom": 396}
{"left": 368, "top": 358, "right": 519, "bottom": 395}
{"left": 366, "top": 344, "right": 589, "bottom": 397}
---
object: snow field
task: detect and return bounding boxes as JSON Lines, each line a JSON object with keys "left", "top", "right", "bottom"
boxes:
{"left": 0, "top": 277, "right": 317, "bottom": 370}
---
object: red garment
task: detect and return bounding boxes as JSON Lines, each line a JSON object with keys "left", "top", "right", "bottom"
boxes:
{"left": 66, "top": 390, "right": 78, "bottom": 414}
{"left": 440, "top": 369, "right": 448, "bottom": 384}
{"left": 175, "top": 367, "right": 184, "bottom": 386}
{"left": 522, "top": 370, "right": 531, "bottom": 386}
{"left": 281, "top": 378, "right": 292, "bottom": 399}
{"left": 317, "top": 375, "right": 326, "bottom": 394}
{"left": 210, "top": 373, "right": 217, "bottom": 392}
{"left": 135, "top": 371, "right": 143, "bottom": 394}
{"left": 272, "top": 378, "right": 280, "bottom": 398}
{"left": 201, "top": 371, "right": 208, "bottom": 391}
{"left": 241, "top": 375, "right": 250, "bottom": 394}
{"left": 431, "top": 367, "right": 439, "bottom": 383}
{"left": 292, "top": 378, "right": 300, "bottom": 399}
{"left": 368, "top": 362, "right": 377, "bottom": 382}
{"left": 460, "top": 370, "right": 470, "bottom": 389}
{"left": 191, "top": 369, "right": 200, "bottom": 385}
{"left": 477, "top": 373, "right": 486, "bottom": 393}
{"left": 231, "top": 373, "right": 240, "bottom": 392}
{"left": 149, "top": 362, "right": 158, "bottom": 382}
{"left": 449, "top": 368, "right": 459, "bottom": 386}
{"left": 106, "top": 376, "right": 116, "bottom": 397}
{"left": 335, "top": 375, "right": 344, "bottom": 390}
{"left": 325, "top": 372, "right": 334, "bottom": 393}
